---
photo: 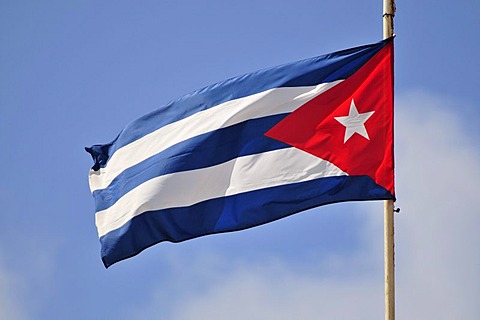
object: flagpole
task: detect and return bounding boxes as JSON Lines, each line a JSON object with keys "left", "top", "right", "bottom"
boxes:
{"left": 383, "top": 1, "right": 396, "bottom": 320}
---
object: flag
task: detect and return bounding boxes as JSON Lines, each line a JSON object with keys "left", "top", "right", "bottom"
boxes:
{"left": 86, "top": 38, "right": 395, "bottom": 268}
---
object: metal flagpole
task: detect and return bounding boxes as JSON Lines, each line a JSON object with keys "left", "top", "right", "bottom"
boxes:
{"left": 383, "top": 1, "right": 396, "bottom": 320}
{"left": 384, "top": 199, "right": 395, "bottom": 320}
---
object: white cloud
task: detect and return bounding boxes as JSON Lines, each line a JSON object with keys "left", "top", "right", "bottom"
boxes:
{"left": 394, "top": 90, "right": 480, "bottom": 319}
{"left": 130, "top": 251, "right": 384, "bottom": 320}
{"left": 131, "top": 90, "right": 480, "bottom": 320}
{"left": 173, "top": 263, "right": 383, "bottom": 320}
{"left": 0, "top": 254, "right": 27, "bottom": 320}
{"left": 0, "top": 239, "right": 57, "bottom": 320}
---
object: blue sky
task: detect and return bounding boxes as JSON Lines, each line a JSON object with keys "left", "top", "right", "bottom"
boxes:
{"left": 1, "top": 0, "right": 479, "bottom": 319}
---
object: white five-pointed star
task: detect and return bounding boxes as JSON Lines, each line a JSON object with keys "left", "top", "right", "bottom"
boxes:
{"left": 334, "top": 99, "right": 375, "bottom": 143}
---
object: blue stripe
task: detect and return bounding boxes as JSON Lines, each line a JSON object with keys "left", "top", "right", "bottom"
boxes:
{"left": 93, "top": 114, "right": 291, "bottom": 212}
{"left": 99, "top": 175, "right": 394, "bottom": 268}
{"left": 86, "top": 38, "right": 392, "bottom": 170}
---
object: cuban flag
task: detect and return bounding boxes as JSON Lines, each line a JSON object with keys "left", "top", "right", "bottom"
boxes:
{"left": 86, "top": 38, "right": 395, "bottom": 268}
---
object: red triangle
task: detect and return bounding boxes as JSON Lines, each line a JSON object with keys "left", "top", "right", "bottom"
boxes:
{"left": 266, "top": 42, "right": 394, "bottom": 195}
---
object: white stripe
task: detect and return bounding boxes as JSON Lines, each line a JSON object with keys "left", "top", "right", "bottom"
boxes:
{"left": 96, "top": 147, "right": 346, "bottom": 237}
{"left": 89, "top": 81, "right": 342, "bottom": 192}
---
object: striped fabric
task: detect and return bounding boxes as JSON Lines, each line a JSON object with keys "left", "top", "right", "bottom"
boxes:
{"left": 86, "top": 38, "right": 395, "bottom": 267}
